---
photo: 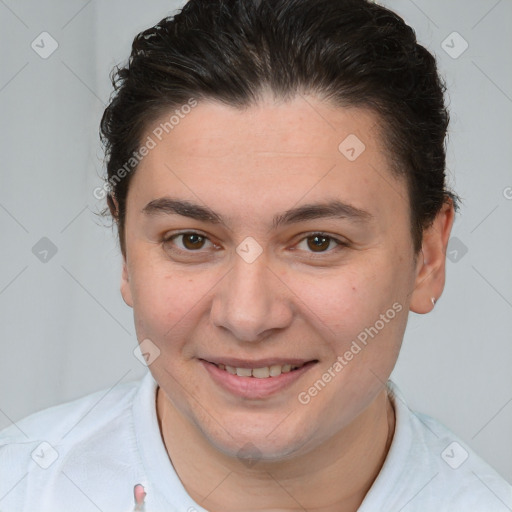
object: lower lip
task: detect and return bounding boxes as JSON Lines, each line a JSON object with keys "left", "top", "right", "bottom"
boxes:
{"left": 200, "top": 360, "right": 317, "bottom": 399}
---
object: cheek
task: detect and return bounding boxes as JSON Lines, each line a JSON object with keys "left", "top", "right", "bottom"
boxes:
{"left": 291, "top": 264, "right": 406, "bottom": 355}
{"left": 130, "top": 265, "right": 200, "bottom": 343}
{"left": 291, "top": 267, "right": 376, "bottom": 330}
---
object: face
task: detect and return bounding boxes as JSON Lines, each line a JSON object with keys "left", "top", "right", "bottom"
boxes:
{"left": 120, "top": 94, "right": 426, "bottom": 460}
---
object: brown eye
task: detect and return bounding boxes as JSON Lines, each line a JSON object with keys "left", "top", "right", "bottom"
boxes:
{"left": 295, "top": 232, "right": 348, "bottom": 257}
{"left": 181, "top": 233, "right": 206, "bottom": 250}
{"left": 307, "top": 234, "right": 332, "bottom": 252}
{"left": 163, "top": 232, "right": 213, "bottom": 253}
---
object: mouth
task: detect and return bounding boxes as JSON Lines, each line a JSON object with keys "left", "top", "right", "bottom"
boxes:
{"left": 203, "top": 360, "right": 315, "bottom": 379}
{"left": 199, "top": 358, "right": 319, "bottom": 399}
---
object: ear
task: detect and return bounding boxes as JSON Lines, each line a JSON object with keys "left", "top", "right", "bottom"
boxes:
{"left": 409, "top": 198, "right": 455, "bottom": 314}
{"left": 109, "top": 194, "right": 133, "bottom": 308}
{"left": 120, "top": 254, "right": 134, "bottom": 308}
{"left": 112, "top": 195, "right": 133, "bottom": 308}
{"left": 109, "top": 193, "right": 120, "bottom": 221}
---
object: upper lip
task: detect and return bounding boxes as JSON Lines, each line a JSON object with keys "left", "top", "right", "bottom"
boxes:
{"left": 200, "top": 357, "right": 318, "bottom": 369}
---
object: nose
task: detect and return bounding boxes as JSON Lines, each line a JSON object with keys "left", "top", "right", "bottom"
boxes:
{"left": 210, "top": 250, "right": 294, "bottom": 342}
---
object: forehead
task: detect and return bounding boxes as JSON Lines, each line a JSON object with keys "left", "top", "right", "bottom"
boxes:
{"left": 127, "top": 95, "right": 408, "bottom": 229}
{"left": 146, "top": 95, "right": 383, "bottom": 158}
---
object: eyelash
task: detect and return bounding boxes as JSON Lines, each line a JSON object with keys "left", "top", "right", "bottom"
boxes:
{"left": 161, "top": 231, "right": 349, "bottom": 259}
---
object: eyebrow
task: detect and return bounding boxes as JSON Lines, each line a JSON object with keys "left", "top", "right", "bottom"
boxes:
{"left": 141, "top": 196, "right": 374, "bottom": 229}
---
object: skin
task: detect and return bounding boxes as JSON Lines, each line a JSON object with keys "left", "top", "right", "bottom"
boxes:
{"left": 117, "top": 93, "right": 454, "bottom": 512}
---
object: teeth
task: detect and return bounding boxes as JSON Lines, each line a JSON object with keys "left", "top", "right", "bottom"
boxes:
{"left": 252, "top": 367, "right": 270, "bottom": 378}
{"left": 269, "top": 364, "right": 282, "bottom": 377}
{"left": 215, "top": 362, "right": 305, "bottom": 378}
{"left": 236, "top": 367, "right": 252, "bottom": 377}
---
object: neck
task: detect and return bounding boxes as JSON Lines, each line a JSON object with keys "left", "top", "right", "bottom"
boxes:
{"left": 156, "top": 387, "right": 395, "bottom": 512}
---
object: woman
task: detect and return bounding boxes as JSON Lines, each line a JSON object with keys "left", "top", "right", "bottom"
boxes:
{"left": 1, "top": 0, "right": 511, "bottom": 510}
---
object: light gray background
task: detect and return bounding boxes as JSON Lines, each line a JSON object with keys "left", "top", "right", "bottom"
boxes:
{"left": 1, "top": 0, "right": 511, "bottom": 483}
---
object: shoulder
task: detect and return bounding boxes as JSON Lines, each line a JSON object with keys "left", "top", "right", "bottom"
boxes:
{"left": 412, "top": 409, "right": 512, "bottom": 508}
{"left": 0, "top": 377, "right": 141, "bottom": 446}
{"left": 364, "top": 381, "right": 512, "bottom": 511}
{"left": 0, "top": 376, "right": 143, "bottom": 509}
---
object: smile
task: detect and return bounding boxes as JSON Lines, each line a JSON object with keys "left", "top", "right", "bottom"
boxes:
{"left": 200, "top": 359, "right": 318, "bottom": 399}
{"left": 212, "top": 362, "right": 306, "bottom": 378}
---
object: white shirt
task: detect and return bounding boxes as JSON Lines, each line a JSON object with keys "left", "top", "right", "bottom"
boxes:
{"left": 1, "top": 371, "right": 511, "bottom": 511}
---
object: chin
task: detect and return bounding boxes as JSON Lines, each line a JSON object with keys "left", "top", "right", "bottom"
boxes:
{"left": 196, "top": 417, "right": 315, "bottom": 463}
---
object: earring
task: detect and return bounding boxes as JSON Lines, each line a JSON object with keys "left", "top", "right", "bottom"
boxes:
{"left": 431, "top": 297, "right": 436, "bottom": 307}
